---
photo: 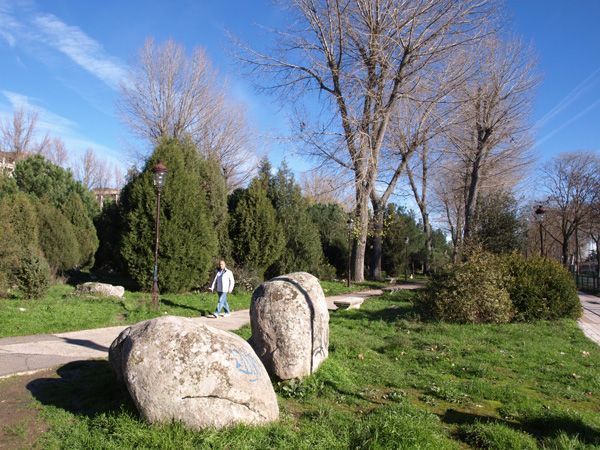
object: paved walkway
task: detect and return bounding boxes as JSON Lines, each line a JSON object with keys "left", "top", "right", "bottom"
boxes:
{"left": 7, "top": 285, "right": 595, "bottom": 379}
{"left": 1, "top": 286, "right": 405, "bottom": 379}
{"left": 578, "top": 292, "right": 600, "bottom": 346}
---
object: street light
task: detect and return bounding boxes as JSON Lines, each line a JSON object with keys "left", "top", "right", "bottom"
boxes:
{"left": 404, "top": 236, "right": 410, "bottom": 282}
{"left": 534, "top": 204, "right": 545, "bottom": 258}
{"left": 151, "top": 161, "right": 168, "bottom": 309}
{"left": 347, "top": 218, "right": 354, "bottom": 288}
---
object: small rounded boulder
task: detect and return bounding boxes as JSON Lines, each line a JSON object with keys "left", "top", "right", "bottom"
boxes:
{"left": 109, "top": 316, "right": 279, "bottom": 429}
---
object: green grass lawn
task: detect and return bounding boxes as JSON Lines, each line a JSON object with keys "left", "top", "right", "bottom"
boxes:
{"left": 0, "top": 285, "right": 251, "bottom": 338}
{"left": 22, "top": 290, "right": 600, "bottom": 449}
{"left": 0, "top": 280, "right": 388, "bottom": 338}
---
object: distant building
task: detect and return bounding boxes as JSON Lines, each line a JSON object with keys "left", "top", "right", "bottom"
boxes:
{"left": 93, "top": 188, "right": 120, "bottom": 208}
{"left": 0, "top": 151, "right": 16, "bottom": 177}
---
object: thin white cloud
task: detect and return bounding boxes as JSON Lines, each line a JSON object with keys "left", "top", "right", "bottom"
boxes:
{"left": 534, "top": 96, "right": 600, "bottom": 149}
{"left": 33, "top": 13, "right": 127, "bottom": 89}
{"left": 535, "top": 67, "right": 600, "bottom": 128}
{"left": 0, "top": 6, "right": 20, "bottom": 46}
{"left": 0, "top": 90, "right": 123, "bottom": 167}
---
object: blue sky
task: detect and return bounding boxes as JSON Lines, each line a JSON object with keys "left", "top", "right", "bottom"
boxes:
{"left": 1, "top": 0, "right": 599, "bottom": 181}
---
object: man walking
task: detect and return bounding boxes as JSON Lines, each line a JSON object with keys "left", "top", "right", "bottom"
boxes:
{"left": 209, "top": 260, "right": 235, "bottom": 318}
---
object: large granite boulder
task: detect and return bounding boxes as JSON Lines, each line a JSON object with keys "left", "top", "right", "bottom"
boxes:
{"left": 250, "top": 272, "right": 329, "bottom": 380}
{"left": 75, "top": 282, "right": 125, "bottom": 298}
{"left": 109, "top": 316, "right": 279, "bottom": 429}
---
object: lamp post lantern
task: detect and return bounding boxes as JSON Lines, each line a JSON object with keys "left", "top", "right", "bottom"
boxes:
{"left": 534, "top": 204, "right": 545, "bottom": 258}
{"left": 347, "top": 218, "right": 354, "bottom": 288}
{"left": 404, "top": 236, "right": 410, "bottom": 282}
{"left": 151, "top": 161, "right": 168, "bottom": 309}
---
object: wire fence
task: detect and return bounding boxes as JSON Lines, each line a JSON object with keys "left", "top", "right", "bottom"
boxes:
{"left": 575, "top": 273, "right": 599, "bottom": 293}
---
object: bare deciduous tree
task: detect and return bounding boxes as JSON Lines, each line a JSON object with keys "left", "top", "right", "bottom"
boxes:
{"left": 240, "top": 0, "right": 495, "bottom": 281}
{"left": 443, "top": 37, "right": 536, "bottom": 247}
{"left": 75, "top": 148, "right": 112, "bottom": 190}
{"left": 0, "top": 107, "right": 50, "bottom": 158}
{"left": 39, "top": 137, "right": 69, "bottom": 167}
{"left": 541, "top": 151, "right": 600, "bottom": 266}
{"left": 119, "top": 38, "right": 257, "bottom": 191}
{"left": 299, "top": 167, "right": 354, "bottom": 208}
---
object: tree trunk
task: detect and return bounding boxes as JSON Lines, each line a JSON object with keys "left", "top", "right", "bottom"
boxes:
{"left": 370, "top": 202, "right": 384, "bottom": 280}
{"left": 463, "top": 151, "right": 483, "bottom": 241}
{"left": 562, "top": 239, "right": 569, "bottom": 268}
{"left": 353, "top": 185, "right": 370, "bottom": 282}
{"left": 423, "top": 216, "right": 433, "bottom": 274}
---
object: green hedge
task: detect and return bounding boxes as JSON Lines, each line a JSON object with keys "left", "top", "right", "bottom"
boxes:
{"left": 418, "top": 251, "right": 581, "bottom": 323}
{"left": 417, "top": 251, "right": 514, "bottom": 324}
{"left": 503, "top": 254, "right": 581, "bottom": 321}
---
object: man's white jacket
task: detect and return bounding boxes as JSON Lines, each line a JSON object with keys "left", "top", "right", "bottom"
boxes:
{"left": 210, "top": 268, "right": 235, "bottom": 293}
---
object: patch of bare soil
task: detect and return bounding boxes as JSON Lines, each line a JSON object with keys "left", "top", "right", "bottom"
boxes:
{"left": 0, "top": 369, "right": 56, "bottom": 450}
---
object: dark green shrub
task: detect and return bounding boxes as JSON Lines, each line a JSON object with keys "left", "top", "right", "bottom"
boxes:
{"left": 229, "top": 180, "right": 284, "bottom": 277}
{"left": 417, "top": 252, "right": 514, "bottom": 323}
{"left": 231, "top": 266, "right": 262, "bottom": 292}
{"left": 34, "top": 199, "right": 81, "bottom": 272}
{"left": 63, "top": 193, "right": 99, "bottom": 269}
{"left": 15, "top": 250, "right": 51, "bottom": 299}
{"left": 264, "top": 163, "right": 325, "bottom": 278}
{"left": 14, "top": 154, "right": 99, "bottom": 218}
{"left": 120, "top": 138, "right": 218, "bottom": 293}
{"left": 308, "top": 203, "right": 350, "bottom": 277}
{"left": 502, "top": 254, "right": 581, "bottom": 320}
{"left": 0, "top": 205, "right": 20, "bottom": 296}
{"left": 93, "top": 201, "right": 125, "bottom": 272}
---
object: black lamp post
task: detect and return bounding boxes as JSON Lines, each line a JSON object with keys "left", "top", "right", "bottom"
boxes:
{"left": 534, "top": 204, "right": 545, "bottom": 258}
{"left": 151, "top": 161, "right": 168, "bottom": 309}
{"left": 347, "top": 217, "right": 354, "bottom": 288}
{"left": 404, "top": 236, "right": 410, "bottom": 282}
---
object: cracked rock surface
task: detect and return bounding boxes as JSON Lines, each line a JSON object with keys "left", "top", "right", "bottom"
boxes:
{"left": 250, "top": 272, "right": 329, "bottom": 380}
{"left": 109, "top": 316, "right": 279, "bottom": 429}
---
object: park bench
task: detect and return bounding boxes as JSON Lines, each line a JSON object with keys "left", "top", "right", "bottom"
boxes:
{"left": 333, "top": 297, "right": 365, "bottom": 310}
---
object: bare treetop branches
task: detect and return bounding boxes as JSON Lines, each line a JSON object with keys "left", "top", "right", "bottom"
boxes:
{"left": 119, "top": 38, "right": 219, "bottom": 143}
{"left": 239, "top": 0, "right": 497, "bottom": 281}
{"left": 0, "top": 107, "right": 50, "bottom": 158}
{"left": 119, "top": 38, "right": 257, "bottom": 191}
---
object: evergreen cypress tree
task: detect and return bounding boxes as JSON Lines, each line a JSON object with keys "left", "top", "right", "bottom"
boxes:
{"left": 120, "top": 138, "right": 218, "bottom": 292}
{"left": 63, "top": 193, "right": 99, "bottom": 269}
{"left": 265, "top": 162, "right": 325, "bottom": 278}
{"left": 198, "top": 157, "right": 230, "bottom": 259}
{"left": 35, "top": 199, "right": 81, "bottom": 272}
{"left": 308, "top": 203, "right": 350, "bottom": 277}
{"left": 229, "top": 179, "right": 284, "bottom": 277}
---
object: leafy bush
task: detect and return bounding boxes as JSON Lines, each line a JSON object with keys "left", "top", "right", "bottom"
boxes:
{"left": 231, "top": 266, "right": 262, "bottom": 292}
{"left": 417, "top": 251, "right": 514, "bottom": 324}
{"left": 418, "top": 250, "right": 581, "bottom": 323}
{"left": 502, "top": 254, "right": 581, "bottom": 320}
{"left": 15, "top": 250, "right": 51, "bottom": 299}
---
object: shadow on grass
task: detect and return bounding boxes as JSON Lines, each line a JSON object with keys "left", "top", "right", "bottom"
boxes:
{"left": 521, "top": 414, "right": 600, "bottom": 445}
{"left": 333, "top": 303, "right": 418, "bottom": 324}
{"left": 160, "top": 298, "right": 203, "bottom": 314}
{"left": 443, "top": 408, "right": 600, "bottom": 446}
{"left": 27, "top": 360, "right": 135, "bottom": 418}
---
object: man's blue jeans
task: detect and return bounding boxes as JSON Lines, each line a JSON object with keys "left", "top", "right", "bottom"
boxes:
{"left": 215, "top": 291, "right": 230, "bottom": 315}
